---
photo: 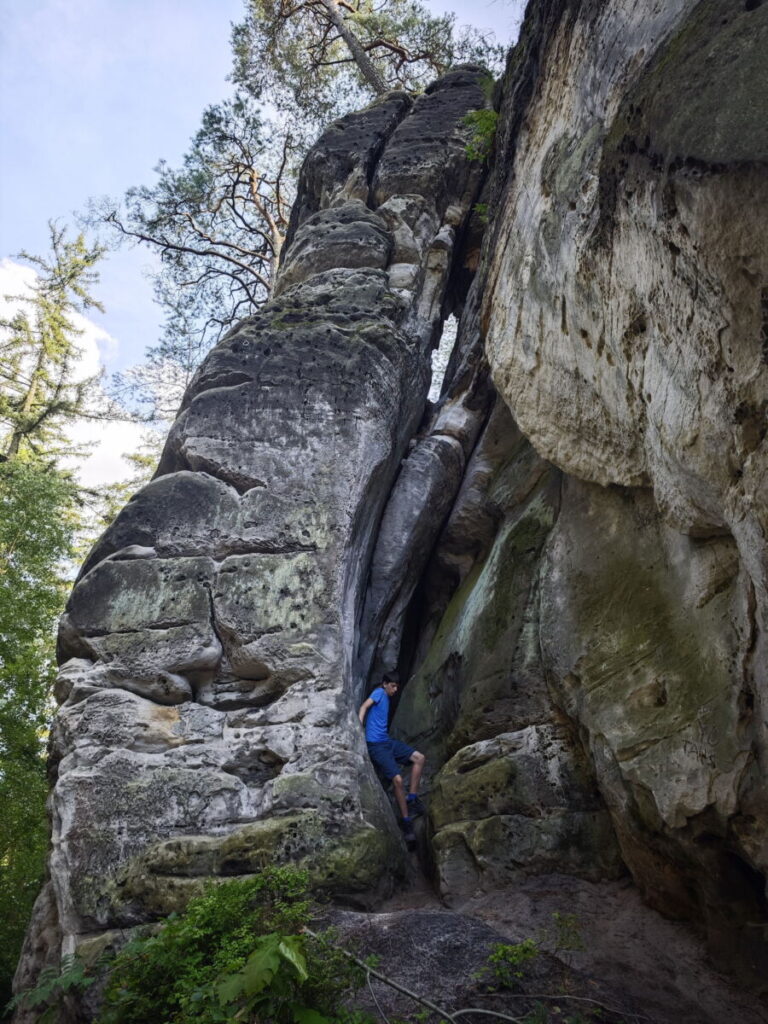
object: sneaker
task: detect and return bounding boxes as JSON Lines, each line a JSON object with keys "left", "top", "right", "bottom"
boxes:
{"left": 406, "top": 794, "right": 425, "bottom": 817}
{"left": 399, "top": 816, "right": 416, "bottom": 843}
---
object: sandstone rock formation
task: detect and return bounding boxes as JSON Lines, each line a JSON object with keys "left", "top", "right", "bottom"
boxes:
{"left": 16, "top": 69, "right": 489, "bottom": 994}
{"left": 15, "top": 0, "right": 768, "bottom": 1017}
{"left": 478, "top": 0, "right": 768, "bottom": 983}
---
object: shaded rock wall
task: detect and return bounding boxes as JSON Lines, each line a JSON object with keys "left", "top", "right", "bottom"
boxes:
{"left": 482, "top": 0, "right": 768, "bottom": 981}
{"left": 388, "top": 0, "right": 768, "bottom": 991}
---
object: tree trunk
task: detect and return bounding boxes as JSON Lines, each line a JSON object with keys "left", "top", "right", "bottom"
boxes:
{"left": 316, "top": 0, "right": 388, "bottom": 95}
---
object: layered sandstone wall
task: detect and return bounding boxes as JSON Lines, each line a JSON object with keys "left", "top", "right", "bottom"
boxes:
{"left": 16, "top": 69, "right": 490, "bottom": 999}
{"left": 392, "top": 0, "right": 768, "bottom": 987}
{"left": 15, "top": 0, "right": 768, "bottom": 1015}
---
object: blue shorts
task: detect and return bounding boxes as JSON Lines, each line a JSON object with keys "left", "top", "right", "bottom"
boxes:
{"left": 367, "top": 739, "right": 416, "bottom": 781}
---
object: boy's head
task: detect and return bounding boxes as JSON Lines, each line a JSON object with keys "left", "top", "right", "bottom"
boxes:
{"left": 382, "top": 671, "right": 399, "bottom": 696}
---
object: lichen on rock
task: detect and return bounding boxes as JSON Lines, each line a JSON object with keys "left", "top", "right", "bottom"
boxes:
{"left": 13, "top": 4, "right": 768, "bottom": 1016}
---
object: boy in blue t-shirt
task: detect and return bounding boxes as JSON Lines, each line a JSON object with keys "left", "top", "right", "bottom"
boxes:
{"left": 358, "top": 672, "right": 426, "bottom": 842}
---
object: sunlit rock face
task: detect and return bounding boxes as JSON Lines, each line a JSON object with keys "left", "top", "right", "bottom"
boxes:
{"left": 16, "top": 69, "right": 489, "bottom": 993}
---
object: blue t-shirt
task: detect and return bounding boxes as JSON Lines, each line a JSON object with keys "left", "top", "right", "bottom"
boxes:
{"left": 365, "top": 687, "right": 390, "bottom": 743}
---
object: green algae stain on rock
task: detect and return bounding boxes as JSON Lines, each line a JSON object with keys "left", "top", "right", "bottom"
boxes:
{"left": 397, "top": 468, "right": 560, "bottom": 768}
{"left": 540, "top": 479, "right": 748, "bottom": 834}
{"left": 112, "top": 813, "right": 401, "bottom": 920}
{"left": 434, "top": 810, "right": 622, "bottom": 901}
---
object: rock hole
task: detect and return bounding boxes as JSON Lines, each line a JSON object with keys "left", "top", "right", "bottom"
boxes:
{"left": 428, "top": 315, "right": 458, "bottom": 402}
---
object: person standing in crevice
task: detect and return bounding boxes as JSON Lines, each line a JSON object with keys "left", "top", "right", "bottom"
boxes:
{"left": 358, "top": 671, "right": 426, "bottom": 843}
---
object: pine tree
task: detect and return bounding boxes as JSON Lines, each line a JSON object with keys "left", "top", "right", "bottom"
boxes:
{"left": 95, "top": 1, "right": 504, "bottom": 412}
{"left": 232, "top": 0, "right": 504, "bottom": 127}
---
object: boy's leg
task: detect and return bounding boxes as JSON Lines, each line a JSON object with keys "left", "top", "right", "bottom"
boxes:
{"left": 391, "top": 773, "right": 408, "bottom": 819}
{"left": 408, "top": 750, "right": 425, "bottom": 794}
{"left": 368, "top": 742, "right": 410, "bottom": 822}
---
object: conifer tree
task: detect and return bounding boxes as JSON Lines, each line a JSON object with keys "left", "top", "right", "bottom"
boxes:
{"left": 232, "top": 0, "right": 503, "bottom": 127}
{"left": 0, "top": 226, "right": 109, "bottom": 1005}
{"left": 0, "top": 224, "right": 107, "bottom": 460}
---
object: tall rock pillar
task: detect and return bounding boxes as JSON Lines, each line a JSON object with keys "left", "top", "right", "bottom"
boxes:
{"left": 16, "top": 68, "right": 487, "bottom": 992}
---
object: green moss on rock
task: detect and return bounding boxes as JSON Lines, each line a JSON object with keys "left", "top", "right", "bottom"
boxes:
{"left": 112, "top": 812, "right": 401, "bottom": 920}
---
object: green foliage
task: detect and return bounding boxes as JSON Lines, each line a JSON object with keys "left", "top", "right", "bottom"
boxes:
{"left": 462, "top": 108, "right": 499, "bottom": 162}
{"left": 97, "top": 1, "right": 506, "bottom": 398}
{"left": 549, "top": 912, "right": 584, "bottom": 956}
{"left": 6, "top": 955, "right": 96, "bottom": 1023}
{"left": 232, "top": 0, "right": 505, "bottom": 129}
{"left": 94, "top": 868, "right": 369, "bottom": 1024}
{"left": 477, "top": 938, "right": 540, "bottom": 990}
{"left": 0, "top": 458, "right": 79, "bottom": 1011}
{"left": 472, "top": 202, "right": 490, "bottom": 227}
{"left": 0, "top": 222, "right": 106, "bottom": 459}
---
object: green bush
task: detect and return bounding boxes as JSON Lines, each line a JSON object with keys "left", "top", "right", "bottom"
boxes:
{"left": 477, "top": 938, "right": 539, "bottom": 990}
{"left": 11, "top": 868, "right": 373, "bottom": 1024}
{"left": 99, "top": 867, "right": 369, "bottom": 1024}
{"left": 462, "top": 109, "right": 499, "bottom": 162}
{"left": 5, "top": 956, "right": 96, "bottom": 1024}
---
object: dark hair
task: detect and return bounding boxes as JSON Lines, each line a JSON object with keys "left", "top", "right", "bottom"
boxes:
{"left": 382, "top": 670, "right": 400, "bottom": 684}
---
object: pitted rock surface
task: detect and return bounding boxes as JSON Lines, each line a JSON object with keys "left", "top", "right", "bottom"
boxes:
{"left": 14, "top": 6, "right": 768, "bottom": 1016}
{"left": 16, "top": 70, "right": 488, "bottom": 999}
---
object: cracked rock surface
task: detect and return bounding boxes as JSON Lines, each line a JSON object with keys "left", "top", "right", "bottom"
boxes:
{"left": 16, "top": 68, "right": 488, "bottom": 997}
{"left": 14, "top": 4, "right": 768, "bottom": 1018}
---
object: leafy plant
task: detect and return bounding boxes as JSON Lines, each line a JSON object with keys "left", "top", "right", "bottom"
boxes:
{"left": 96, "top": 867, "right": 369, "bottom": 1024}
{"left": 473, "top": 202, "right": 490, "bottom": 227}
{"left": 6, "top": 955, "right": 96, "bottom": 1023}
{"left": 9, "top": 868, "right": 373, "bottom": 1024}
{"left": 462, "top": 108, "right": 499, "bottom": 162}
{"left": 549, "top": 912, "right": 584, "bottom": 956}
{"left": 476, "top": 938, "right": 540, "bottom": 990}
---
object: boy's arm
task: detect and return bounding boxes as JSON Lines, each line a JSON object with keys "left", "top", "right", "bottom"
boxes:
{"left": 358, "top": 697, "right": 374, "bottom": 726}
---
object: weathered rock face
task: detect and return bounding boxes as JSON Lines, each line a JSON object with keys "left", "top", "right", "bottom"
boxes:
{"left": 538, "top": 477, "right": 763, "bottom": 971}
{"left": 472, "top": 0, "right": 768, "bottom": 983}
{"left": 393, "top": 396, "right": 622, "bottom": 900}
{"left": 16, "top": 0, "right": 768, "bottom": 1015}
{"left": 16, "top": 68, "right": 490, "bottom": 996}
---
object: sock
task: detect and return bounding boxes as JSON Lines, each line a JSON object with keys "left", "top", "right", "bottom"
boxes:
{"left": 407, "top": 793, "right": 417, "bottom": 802}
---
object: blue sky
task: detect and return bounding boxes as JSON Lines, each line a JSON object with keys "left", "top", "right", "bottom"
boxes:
{"left": 1, "top": 0, "right": 523, "bottom": 380}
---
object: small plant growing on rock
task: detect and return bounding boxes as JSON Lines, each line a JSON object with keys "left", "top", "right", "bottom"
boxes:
{"left": 473, "top": 202, "right": 490, "bottom": 226}
{"left": 550, "top": 912, "right": 585, "bottom": 957}
{"left": 476, "top": 937, "right": 540, "bottom": 990}
{"left": 462, "top": 108, "right": 499, "bottom": 162}
{"left": 537, "top": 910, "right": 585, "bottom": 969}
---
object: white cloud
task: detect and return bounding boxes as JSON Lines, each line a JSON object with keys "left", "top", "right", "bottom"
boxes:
{"left": 0, "top": 259, "right": 38, "bottom": 316}
{"left": 0, "top": 258, "right": 149, "bottom": 487}
{"left": 65, "top": 417, "right": 148, "bottom": 488}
